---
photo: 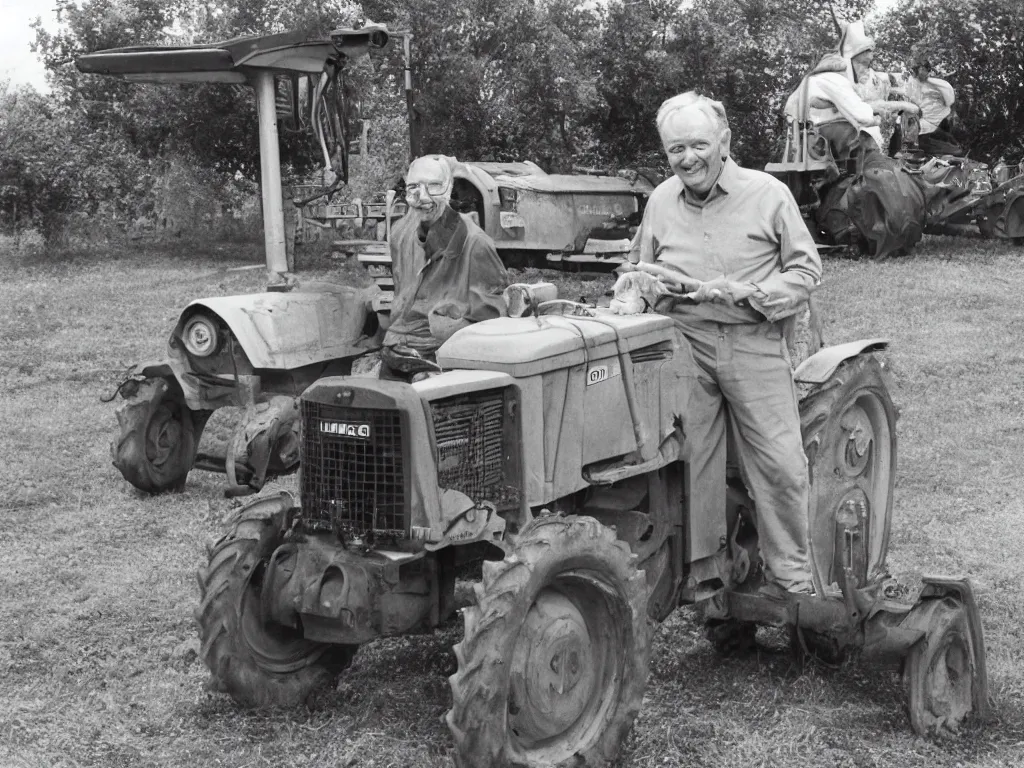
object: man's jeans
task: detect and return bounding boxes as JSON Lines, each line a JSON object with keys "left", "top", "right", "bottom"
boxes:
{"left": 672, "top": 315, "right": 813, "bottom": 592}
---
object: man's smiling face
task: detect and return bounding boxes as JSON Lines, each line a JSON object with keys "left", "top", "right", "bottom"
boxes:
{"left": 405, "top": 157, "right": 451, "bottom": 226}
{"left": 660, "top": 106, "right": 731, "bottom": 198}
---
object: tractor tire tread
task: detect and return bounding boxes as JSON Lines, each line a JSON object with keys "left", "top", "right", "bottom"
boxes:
{"left": 447, "top": 515, "right": 650, "bottom": 768}
{"left": 111, "top": 377, "right": 198, "bottom": 493}
{"left": 194, "top": 505, "right": 355, "bottom": 708}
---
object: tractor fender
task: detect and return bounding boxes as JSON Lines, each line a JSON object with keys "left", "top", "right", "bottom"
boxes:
{"left": 174, "top": 283, "right": 381, "bottom": 370}
{"left": 793, "top": 338, "right": 889, "bottom": 385}
{"left": 119, "top": 357, "right": 239, "bottom": 413}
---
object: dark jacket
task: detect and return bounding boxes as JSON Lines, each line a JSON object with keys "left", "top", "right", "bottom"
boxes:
{"left": 384, "top": 204, "right": 509, "bottom": 354}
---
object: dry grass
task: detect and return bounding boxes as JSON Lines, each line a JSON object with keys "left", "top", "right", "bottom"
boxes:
{"left": 1, "top": 237, "right": 1024, "bottom": 767}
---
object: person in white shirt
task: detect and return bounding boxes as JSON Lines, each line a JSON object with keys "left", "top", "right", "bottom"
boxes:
{"left": 899, "top": 57, "right": 961, "bottom": 156}
{"left": 784, "top": 51, "right": 880, "bottom": 174}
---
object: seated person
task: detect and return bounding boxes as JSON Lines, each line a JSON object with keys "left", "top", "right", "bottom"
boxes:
{"left": 381, "top": 154, "right": 509, "bottom": 380}
{"left": 837, "top": 20, "right": 922, "bottom": 155}
{"left": 785, "top": 52, "right": 882, "bottom": 172}
{"left": 895, "top": 57, "right": 961, "bottom": 157}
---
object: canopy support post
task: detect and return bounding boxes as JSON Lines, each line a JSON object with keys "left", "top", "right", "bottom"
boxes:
{"left": 254, "top": 70, "right": 288, "bottom": 276}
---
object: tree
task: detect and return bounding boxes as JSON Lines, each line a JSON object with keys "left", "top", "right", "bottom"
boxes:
{"left": 362, "top": 0, "right": 603, "bottom": 169}
{"left": 874, "top": 0, "right": 1024, "bottom": 163}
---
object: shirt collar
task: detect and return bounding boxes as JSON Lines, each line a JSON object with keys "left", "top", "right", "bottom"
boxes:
{"left": 681, "top": 157, "right": 737, "bottom": 207}
{"left": 419, "top": 204, "right": 461, "bottom": 262}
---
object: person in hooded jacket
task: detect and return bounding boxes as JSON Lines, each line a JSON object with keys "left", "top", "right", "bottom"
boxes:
{"left": 837, "top": 21, "right": 921, "bottom": 155}
{"left": 784, "top": 50, "right": 881, "bottom": 176}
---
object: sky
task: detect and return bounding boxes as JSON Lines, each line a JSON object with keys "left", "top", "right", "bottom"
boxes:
{"left": 1, "top": 0, "right": 903, "bottom": 94}
{"left": 1, "top": 0, "right": 59, "bottom": 91}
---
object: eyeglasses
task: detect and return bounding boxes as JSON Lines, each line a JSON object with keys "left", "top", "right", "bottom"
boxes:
{"left": 405, "top": 181, "right": 449, "bottom": 197}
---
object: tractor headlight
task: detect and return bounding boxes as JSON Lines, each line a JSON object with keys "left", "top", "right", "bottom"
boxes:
{"left": 182, "top": 314, "right": 219, "bottom": 358}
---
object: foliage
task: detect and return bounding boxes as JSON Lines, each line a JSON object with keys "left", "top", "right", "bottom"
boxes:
{"left": 873, "top": 0, "right": 1024, "bottom": 164}
{"left": 4, "top": 0, "right": 1024, "bottom": 240}
{"left": 362, "top": 0, "right": 603, "bottom": 169}
{"left": 0, "top": 80, "right": 151, "bottom": 237}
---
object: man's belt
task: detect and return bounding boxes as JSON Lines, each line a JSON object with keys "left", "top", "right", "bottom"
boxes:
{"left": 654, "top": 294, "right": 764, "bottom": 324}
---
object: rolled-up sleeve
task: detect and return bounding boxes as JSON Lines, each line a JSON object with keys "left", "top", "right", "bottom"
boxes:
{"left": 748, "top": 185, "right": 822, "bottom": 322}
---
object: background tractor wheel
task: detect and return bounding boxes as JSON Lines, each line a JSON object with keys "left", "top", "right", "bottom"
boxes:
{"left": 799, "top": 355, "right": 897, "bottom": 594}
{"left": 447, "top": 515, "right": 650, "bottom": 768}
{"left": 904, "top": 598, "right": 982, "bottom": 736}
{"left": 195, "top": 500, "right": 356, "bottom": 708}
{"left": 111, "top": 377, "right": 203, "bottom": 493}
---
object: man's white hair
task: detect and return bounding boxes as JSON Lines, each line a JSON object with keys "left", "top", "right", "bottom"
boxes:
{"left": 655, "top": 92, "right": 730, "bottom": 136}
{"left": 409, "top": 154, "right": 456, "bottom": 189}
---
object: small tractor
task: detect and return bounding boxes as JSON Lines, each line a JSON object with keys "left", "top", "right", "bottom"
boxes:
{"left": 767, "top": 89, "right": 1024, "bottom": 257}
{"left": 78, "top": 26, "right": 396, "bottom": 494}
{"left": 79, "top": 24, "right": 652, "bottom": 495}
{"left": 194, "top": 292, "right": 988, "bottom": 766}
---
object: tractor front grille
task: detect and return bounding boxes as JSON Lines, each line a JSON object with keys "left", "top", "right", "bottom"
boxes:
{"left": 299, "top": 400, "right": 407, "bottom": 539}
{"left": 430, "top": 389, "right": 520, "bottom": 509}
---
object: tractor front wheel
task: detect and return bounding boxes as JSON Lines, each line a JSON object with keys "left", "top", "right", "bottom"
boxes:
{"left": 904, "top": 598, "right": 983, "bottom": 736}
{"left": 195, "top": 499, "right": 356, "bottom": 707}
{"left": 447, "top": 515, "right": 650, "bottom": 768}
{"left": 111, "top": 377, "right": 204, "bottom": 493}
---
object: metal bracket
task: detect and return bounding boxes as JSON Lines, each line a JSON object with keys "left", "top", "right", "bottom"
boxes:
{"left": 919, "top": 574, "right": 991, "bottom": 722}
{"left": 425, "top": 491, "right": 506, "bottom": 552}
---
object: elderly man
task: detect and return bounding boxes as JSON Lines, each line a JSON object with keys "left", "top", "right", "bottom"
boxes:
{"left": 381, "top": 154, "right": 509, "bottom": 380}
{"left": 630, "top": 92, "right": 822, "bottom": 594}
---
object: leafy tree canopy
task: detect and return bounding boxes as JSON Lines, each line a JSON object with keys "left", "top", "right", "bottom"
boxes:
{"left": 3, "top": 0, "right": 1022, "bottom": 238}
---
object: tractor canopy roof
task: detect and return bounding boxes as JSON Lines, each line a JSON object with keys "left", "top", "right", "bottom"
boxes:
{"left": 75, "top": 25, "right": 389, "bottom": 84}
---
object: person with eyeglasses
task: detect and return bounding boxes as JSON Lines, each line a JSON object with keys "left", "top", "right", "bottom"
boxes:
{"left": 380, "top": 154, "right": 509, "bottom": 380}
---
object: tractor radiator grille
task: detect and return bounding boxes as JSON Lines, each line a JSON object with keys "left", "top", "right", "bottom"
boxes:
{"left": 299, "top": 401, "right": 406, "bottom": 539}
{"left": 431, "top": 390, "right": 519, "bottom": 509}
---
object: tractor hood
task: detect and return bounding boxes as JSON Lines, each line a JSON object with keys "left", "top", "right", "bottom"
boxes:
{"left": 174, "top": 283, "right": 380, "bottom": 370}
{"left": 437, "top": 312, "right": 675, "bottom": 377}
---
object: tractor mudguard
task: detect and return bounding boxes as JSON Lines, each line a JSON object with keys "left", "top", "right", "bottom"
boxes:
{"left": 793, "top": 338, "right": 889, "bottom": 385}
{"left": 174, "top": 283, "right": 381, "bottom": 371}
{"left": 119, "top": 358, "right": 221, "bottom": 410}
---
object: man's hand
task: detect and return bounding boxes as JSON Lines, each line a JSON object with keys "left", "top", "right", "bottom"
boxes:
{"left": 679, "top": 277, "right": 758, "bottom": 305}
{"left": 652, "top": 269, "right": 703, "bottom": 295}
{"left": 624, "top": 261, "right": 703, "bottom": 294}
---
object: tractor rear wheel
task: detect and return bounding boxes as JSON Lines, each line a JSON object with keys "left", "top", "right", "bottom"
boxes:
{"left": 111, "top": 377, "right": 203, "bottom": 493}
{"left": 447, "top": 516, "right": 650, "bottom": 768}
{"left": 799, "top": 354, "right": 897, "bottom": 594}
{"left": 195, "top": 499, "right": 356, "bottom": 707}
{"left": 904, "top": 598, "right": 982, "bottom": 736}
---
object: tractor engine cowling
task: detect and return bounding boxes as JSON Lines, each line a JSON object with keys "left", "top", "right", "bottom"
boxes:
{"left": 297, "top": 373, "right": 523, "bottom": 544}
{"left": 437, "top": 312, "right": 693, "bottom": 506}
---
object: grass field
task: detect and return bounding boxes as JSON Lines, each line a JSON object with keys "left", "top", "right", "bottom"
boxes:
{"left": 2, "top": 237, "right": 1024, "bottom": 768}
